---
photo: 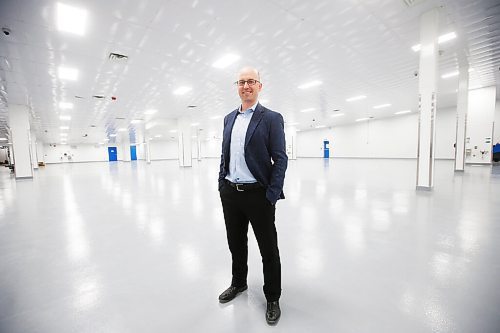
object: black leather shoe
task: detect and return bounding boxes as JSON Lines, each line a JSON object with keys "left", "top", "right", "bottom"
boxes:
{"left": 266, "top": 301, "right": 281, "bottom": 325}
{"left": 218, "top": 285, "right": 248, "bottom": 303}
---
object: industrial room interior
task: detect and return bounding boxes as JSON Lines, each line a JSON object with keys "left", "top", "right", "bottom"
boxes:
{"left": 1, "top": 0, "right": 500, "bottom": 332}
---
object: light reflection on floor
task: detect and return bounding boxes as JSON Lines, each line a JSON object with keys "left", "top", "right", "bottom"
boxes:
{"left": 0, "top": 159, "right": 499, "bottom": 333}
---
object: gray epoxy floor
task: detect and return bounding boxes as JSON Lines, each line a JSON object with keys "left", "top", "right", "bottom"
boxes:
{"left": 0, "top": 158, "right": 499, "bottom": 333}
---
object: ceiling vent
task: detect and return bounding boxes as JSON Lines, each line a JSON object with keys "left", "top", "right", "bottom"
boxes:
{"left": 108, "top": 52, "right": 128, "bottom": 61}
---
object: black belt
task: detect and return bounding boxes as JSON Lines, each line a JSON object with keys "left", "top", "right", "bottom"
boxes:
{"left": 225, "top": 180, "right": 263, "bottom": 192}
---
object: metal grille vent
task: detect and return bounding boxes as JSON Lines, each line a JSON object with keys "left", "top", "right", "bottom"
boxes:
{"left": 108, "top": 52, "right": 128, "bottom": 61}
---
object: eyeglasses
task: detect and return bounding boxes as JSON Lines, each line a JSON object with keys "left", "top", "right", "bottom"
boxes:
{"left": 234, "top": 79, "right": 260, "bottom": 87}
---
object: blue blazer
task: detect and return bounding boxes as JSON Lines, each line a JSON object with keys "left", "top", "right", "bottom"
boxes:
{"left": 218, "top": 103, "right": 288, "bottom": 204}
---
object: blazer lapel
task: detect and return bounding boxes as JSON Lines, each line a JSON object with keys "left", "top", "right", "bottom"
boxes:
{"left": 245, "top": 103, "right": 265, "bottom": 149}
{"left": 224, "top": 109, "right": 239, "bottom": 153}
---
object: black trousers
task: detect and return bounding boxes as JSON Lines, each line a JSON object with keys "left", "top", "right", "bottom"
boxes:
{"left": 220, "top": 182, "right": 281, "bottom": 302}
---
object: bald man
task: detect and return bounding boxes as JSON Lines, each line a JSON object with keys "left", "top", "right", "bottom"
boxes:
{"left": 218, "top": 67, "right": 288, "bottom": 325}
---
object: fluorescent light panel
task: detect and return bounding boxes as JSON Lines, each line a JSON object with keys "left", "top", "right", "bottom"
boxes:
{"left": 411, "top": 32, "right": 457, "bottom": 52}
{"left": 298, "top": 80, "right": 322, "bottom": 89}
{"left": 56, "top": 3, "right": 87, "bottom": 36}
{"left": 395, "top": 110, "right": 411, "bottom": 115}
{"left": 173, "top": 86, "right": 192, "bottom": 95}
{"left": 346, "top": 95, "right": 366, "bottom": 102}
{"left": 300, "top": 108, "right": 315, "bottom": 113}
{"left": 373, "top": 103, "right": 391, "bottom": 109}
{"left": 212, "top": 54, "right": 240, "bottom": 69}
{"left": 58, "top": 66, "right": 78, "bottom": 80}
{"left": 441, "top": 71, "right": 459, "bottom": 79}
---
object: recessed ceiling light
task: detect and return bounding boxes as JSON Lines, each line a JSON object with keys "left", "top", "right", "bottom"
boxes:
{"left": 331, "top": 113, "right": 345, "bottom": 117}
{"left": 355, "top": 117, "right": 370, "bottom": 122}
{"left": 346, "top": 95, "right": 366, "bottom": 102}
{"left": 173, "top": 86, "right": 192, "bottom": 95}
{"left": 56, "top": 3, "right": 87, "bottom": 36}
{"left": 300, "top": 108, "right": 315, "bottom": 113}
{"left": 60, "top": 126, "right": 69, "bottom": 130}
{"left": 212, "top": 54, "right": 240, "bottom": 68}
{"left": 411, "top": 32, "right": 457, "bottom": 52}
{"left": 298, "top": 80, "right": 322, "bottom": 89}
{"left": 438, "top": 32, "right": 457, "bottom": 44}
{"left": 59, "top": 115, "right": 71, "bottom": 121}
{"left": 145, "top": 109, "right": 157, "bottom": 115}
{"left": 59, "top": 102, "right": 73, "bottom": 109}
{"left": 58, "top": 66, "right": 78, "bottom": 80}
{"left": 441, "top": 71, "right": 459, "bottom": 79}
{"left": 395, "top": 110, "right": 411, "bottom": 115}
{"left": 373, "top": 104, "right": 391, "bottom": 109}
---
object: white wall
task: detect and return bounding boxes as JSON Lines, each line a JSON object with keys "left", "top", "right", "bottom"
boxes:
{"left": 43, "top": 144, "right": 109, "bottom": 163}
{"left": 466, "top": 87, "right": 496, "bottom": 163}
{"left": 297, "top": 107, "right": 457, "bottom": 159}
{"left": 494, "top": 99, "right": 500, "bottom": 145}
{"left": 149, "top": 140, "right": 178, "bottom": 160}
{"left": 0, "top": 148, "right": 8, "bottom": 163}
{"left": 201, "top": 138, "right": 222, "bottom": 158}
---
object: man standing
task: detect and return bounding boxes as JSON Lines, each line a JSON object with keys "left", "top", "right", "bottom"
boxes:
{"left": 218, "top": 67, "right": 288, "bottom": 325}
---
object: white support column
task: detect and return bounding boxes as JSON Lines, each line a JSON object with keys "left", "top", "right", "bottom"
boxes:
{"left": 146, "top": 139, "right": 151, "bottom": 163}
{"left": 454, "top": 66, "right": 469, "bottom": 171}
{"left": 30, "top": 130, "right": 38, "bottom": 169}
{"left": 196, "top": 130, "right": 202, "bottom": 161}
{"left": 120, "top": 134, "right": 131, "bottom": 162}
{"left": 416, "top": 9, "right": 439, "bottom": 191}
{"left": 36, "top": 140, "right": 45, "bottom": 165}
{"left": 177, "top": 117, "right": 192, "bottom": 167}
{"left": 8, "top": 104, "right": 33, "bottom": 179}
{"left": 285, "top": 127, "right": 297, "bottom": 160}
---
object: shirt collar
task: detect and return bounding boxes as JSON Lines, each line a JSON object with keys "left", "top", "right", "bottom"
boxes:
{"left": 239, "top": 101, "right": 258, "bottom": 114}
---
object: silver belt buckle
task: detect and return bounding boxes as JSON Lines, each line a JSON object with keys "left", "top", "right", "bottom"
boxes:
{"left": 236, "top": 183, "right": 244, "bottom": 192}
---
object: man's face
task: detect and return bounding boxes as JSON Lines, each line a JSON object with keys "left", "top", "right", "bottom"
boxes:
{"left": 237, "top": 69, "right": 262, "bottom": 105}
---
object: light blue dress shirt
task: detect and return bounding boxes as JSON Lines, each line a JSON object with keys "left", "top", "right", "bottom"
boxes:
{"left": 225, "top": 101, "right": 259, "bottom": 184}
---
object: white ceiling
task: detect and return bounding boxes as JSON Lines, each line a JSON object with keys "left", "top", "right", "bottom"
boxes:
{"left": 0, "top": 0, "right": 499, "bottom": 145}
